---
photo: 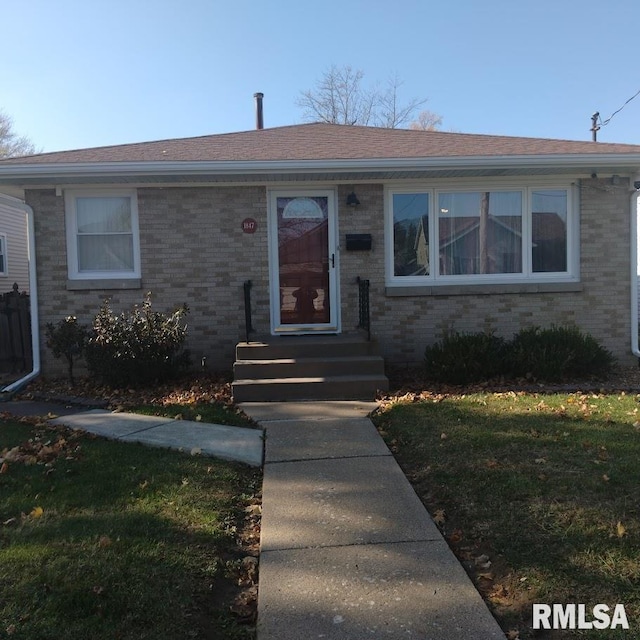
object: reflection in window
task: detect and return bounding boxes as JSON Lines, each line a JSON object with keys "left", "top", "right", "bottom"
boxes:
{"left": 0, "top": 235, "right": 5, "bottom": 275}
{"left": 393, "top": 193, "right": 429, "bottom": 276}
{"left": 439, "top": 191, "right": 522, "bottom": 275}
{"left": 388, "top": 185, "right": 573, "bottom": 285}
{"left": 532, "top": 190, "right": 567, "bottom": 272}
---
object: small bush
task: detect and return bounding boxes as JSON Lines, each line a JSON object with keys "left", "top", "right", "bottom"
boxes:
{"left": 424, "top": 332, "right": 508, "bottom": 385}
{"left": 424, "top": 325, "right": 615, "bottom": 385}
{"left": 85, "top": 294, "right": 190, "bottom": 387}
{"left": 509, "top": 325, "right": 614, "bottom": 382}
{"left": 45, "top": 316, "right": 88, "bottom": 383}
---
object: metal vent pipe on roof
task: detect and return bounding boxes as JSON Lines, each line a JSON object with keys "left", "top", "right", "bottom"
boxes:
{"left": 254, "top": 92, "right": 264, "bottom": 130}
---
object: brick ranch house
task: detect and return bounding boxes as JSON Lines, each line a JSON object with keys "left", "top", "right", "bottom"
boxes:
{"left": 1, "top": 122, "right": 640, "bottom": 398}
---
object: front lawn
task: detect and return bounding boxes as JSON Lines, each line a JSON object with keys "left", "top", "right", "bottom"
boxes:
{"left": 0, "top": 415, "right": 260, "bottom": 639}
{"left": 373, "top": 391, "right": 640, "bottom": 638}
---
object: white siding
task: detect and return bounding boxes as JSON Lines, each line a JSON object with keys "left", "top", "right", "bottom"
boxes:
{"left": 0, "top": 202, "right": 29, "bottom": 293}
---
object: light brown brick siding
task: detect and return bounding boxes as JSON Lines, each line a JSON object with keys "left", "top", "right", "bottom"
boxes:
{"left": 342, "top": 179, "right": 634, "bottom": 367}
{"left": 26, "top": 177, "right": 635, "bottom": 377}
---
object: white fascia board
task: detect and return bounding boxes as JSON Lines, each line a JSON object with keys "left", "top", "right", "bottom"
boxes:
{"left": 1, "top": 153, "right": 640, "bottom": 181}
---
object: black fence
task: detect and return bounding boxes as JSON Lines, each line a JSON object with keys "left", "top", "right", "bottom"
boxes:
{"left": 0, "top": 284, "right": 32, "bottom": 374}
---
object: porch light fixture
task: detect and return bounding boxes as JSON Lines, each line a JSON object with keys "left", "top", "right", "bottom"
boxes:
{"left": 346, "top": 191, "right": 360, "bottom": 207}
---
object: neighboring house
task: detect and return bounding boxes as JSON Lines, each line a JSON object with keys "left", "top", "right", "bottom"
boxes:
{"left": 0, "top": 122, "right": 639, "bottom": 384}
{"left": 0, "top": 196, "right": 29, "bottom": 294}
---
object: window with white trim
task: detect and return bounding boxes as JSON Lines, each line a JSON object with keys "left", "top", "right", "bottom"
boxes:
{"left": 0, "top": 234, "right": 6, "bottom": 276}
{"left": 65, "top": 190, "right": 141, "bottom": 280}
{"left": 387, "top": 183, "right": 576, "bottom": 286}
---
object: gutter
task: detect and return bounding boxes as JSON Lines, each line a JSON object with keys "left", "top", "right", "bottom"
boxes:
{"left": 0, "top": 194, "right": 40, "bottom": 399}
{"left": 2, "top": 153, "right": 640, "bottom": 182}
{"left": 632, "top": 178, "right": 640, "bottom": 359}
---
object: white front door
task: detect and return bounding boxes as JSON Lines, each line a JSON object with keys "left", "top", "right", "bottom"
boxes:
{"left": 268, "top": 189, "right": 340, "bottom": 333}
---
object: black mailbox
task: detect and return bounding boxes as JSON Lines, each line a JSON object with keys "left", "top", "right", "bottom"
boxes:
{"left": 345, "top": 233, "right": 372, "bottom": 251}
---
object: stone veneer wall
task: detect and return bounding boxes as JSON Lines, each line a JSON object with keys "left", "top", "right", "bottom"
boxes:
{"left": 27, "top": 177, "right": 634, "bottom": 377}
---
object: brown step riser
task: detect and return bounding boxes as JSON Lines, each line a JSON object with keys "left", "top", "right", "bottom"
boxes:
{"left": 232, "top": 379, "right": 387, "bottom": 402}
{"left": 233, "top": 359, "right": 385, "bottom": 380}
{"left": 236, "top": 342, "right": 376, "bottom": 361}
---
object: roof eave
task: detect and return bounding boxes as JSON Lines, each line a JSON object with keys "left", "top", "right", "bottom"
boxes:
{"left": 1, "top": 154, "right": 640, "bottom": 183}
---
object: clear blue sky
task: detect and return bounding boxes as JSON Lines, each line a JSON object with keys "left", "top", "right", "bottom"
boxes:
{"left": 4, "top": 0, "right": 640, "bottom": 152}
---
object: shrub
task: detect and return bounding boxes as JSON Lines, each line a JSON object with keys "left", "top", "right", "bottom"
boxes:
{"left": 508, "top": 325, "right": 614, "bottom": 381}
{"left": 45, "top": 316, "right": 88, "bottom": 383}
{"left": 424, "top": 331, "right": 508, "bottom": 385}
{"left": 85, "top": 294, "right": 190, "bottom": 387}
{"left": 424, "top": 325, "right": 615, "bottom": 385}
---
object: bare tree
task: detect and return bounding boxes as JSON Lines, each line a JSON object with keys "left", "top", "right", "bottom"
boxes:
{"left": 297, "top": 65, "right": 376, "bottom": 126}
{"left": 375, "top": 73, "right": 429, "bottom": 129}
{"left": 0, "top": 111, "right": 38, "bottom": 158}
{"left": 298, "top": 65, "right": 441, "bottom": 129}
{"left": 409, "top": 110, "right": 444, "bottom": 131}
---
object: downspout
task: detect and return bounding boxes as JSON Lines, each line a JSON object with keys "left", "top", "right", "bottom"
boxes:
{"left": 631, "top": 176, "right": 640, "bottom": 358}
{"left": 0, "top": 194, "right": 40, "bottom": 398}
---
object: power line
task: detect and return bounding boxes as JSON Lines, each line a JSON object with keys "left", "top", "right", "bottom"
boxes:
{"left": 599, "top": 87, "right": 640, "bottom": 127}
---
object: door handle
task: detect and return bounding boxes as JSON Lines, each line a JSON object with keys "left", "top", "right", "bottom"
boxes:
{"left": 331, "top": 253, "right": 335, "bottom": 268}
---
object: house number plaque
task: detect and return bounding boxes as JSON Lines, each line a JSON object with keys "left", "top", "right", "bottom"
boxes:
{"left": 242, "top": 218, "right": 257, "bottom": 234}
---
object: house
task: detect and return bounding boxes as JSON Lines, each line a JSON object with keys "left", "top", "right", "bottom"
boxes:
{"left": 0, "top": 194, "right": 29, "bottom": 294}
{"left": 0, "top": 122, "right": 639, "bottom": 397}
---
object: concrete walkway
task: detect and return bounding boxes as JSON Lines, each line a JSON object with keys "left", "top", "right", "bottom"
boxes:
{"left": 2, "top": 401, "right": 263, "bottom": 467}
{"left": 3, "top": 399, "right": 505, "bottom": 638}
{"left": 240, "top": 401, "right": 505, "bottom": 640}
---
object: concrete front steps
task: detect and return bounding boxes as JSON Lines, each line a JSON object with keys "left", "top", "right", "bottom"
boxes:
{"left": 232, "top": 334, "right": 389, "bottom": 402}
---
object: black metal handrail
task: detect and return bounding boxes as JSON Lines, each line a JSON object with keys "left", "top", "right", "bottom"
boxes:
{"left": 243, "top": 280, "right": 254, "bottom": 342}
{"left": 356, "top": 277, "right": 371, "bottom": 341}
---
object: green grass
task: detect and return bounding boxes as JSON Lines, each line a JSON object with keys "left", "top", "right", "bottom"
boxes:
{"left": 130, "top": 402, "right": 255, "bottom": 428}
{"left": 0, "top": 418, "right": 259, "bottom": 639}
{"left": 373, "top": 392, "right": 640, "bottom": 638}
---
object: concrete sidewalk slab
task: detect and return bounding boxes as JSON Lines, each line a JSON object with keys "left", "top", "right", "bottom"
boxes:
{"left": 49, "top": 409, "right": 264, "bottom": 467}
{"left": 261, "top": 456, "right": 442, "bottom": 551}
{"left": 240, "top": 400, "right": 378, "bottom": 422}
{"left": 120, "top": 420, "right": 264, "bottom": 467}
{"left": 258, "top": 540, "right": 505, "bottom": 640}
{"left": 49, "top": 409, "right": 173, "bottom": 437}
{"left": 264, "top": 417, "right": 390, "bottom": 462}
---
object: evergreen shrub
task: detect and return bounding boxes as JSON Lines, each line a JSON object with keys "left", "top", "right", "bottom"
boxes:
{"left": 85, "top": 294, "right": 190, "bottom": 387}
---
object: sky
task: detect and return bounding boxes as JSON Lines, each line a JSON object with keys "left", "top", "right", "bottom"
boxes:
{"left": 3, "top": 0, "right": 640, "bottom": 153}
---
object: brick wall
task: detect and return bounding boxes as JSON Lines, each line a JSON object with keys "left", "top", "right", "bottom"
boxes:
{"left": 341, "top": 178, "right": 634, "bottom": 367}
{"left": 27, "top": 186, "right": 270, "bottom": 377}
{"left": 26, "top": 177, "right": 635, "bottom": 377}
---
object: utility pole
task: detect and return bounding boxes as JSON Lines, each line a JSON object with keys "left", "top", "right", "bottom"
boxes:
{"left": 591, "top": 112, "right": 600, "bottom": 141}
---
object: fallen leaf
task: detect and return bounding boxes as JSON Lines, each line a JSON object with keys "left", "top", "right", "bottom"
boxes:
{"left": 617, "top": 521, "right": 627, "bottom": 538}
{"left": 195, "top": 414, "right": 202, "bottom": 422}
{"left": 0, "top": 462, "right": 8, "bottom": 474}
{"left": 477, "top": 571, "right": 494, "bottom": 581}
{"left": 474, "top": 554, "right": 492, "bottom": 570}
{"left": 433, "top": 509, "right": 446, "bottom": 526}
{"left": 97, "top": 535, "right": 112, "bottom": 548}
{"left": 448, "top": 529, "right": 463, "bottom": 544}
{"left": 603, "top": 474, "right": 610, "bottom": 482}
{"left": 440, "top": 432, "right": 448, "bottom": 440}
{"left": 30, "top": 506, "right": 43, "bottom": 519}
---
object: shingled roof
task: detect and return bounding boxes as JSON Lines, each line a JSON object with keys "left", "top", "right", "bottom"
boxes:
{"left": 3, "top": 123, "right": 640, "bottom": 165}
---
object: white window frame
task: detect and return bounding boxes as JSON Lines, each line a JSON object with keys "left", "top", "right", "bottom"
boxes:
{"left": 64, "top": 189, "right": 141, "bottom": 281}
{"left": 0, "top": 233, "right": 7, "bottom": 277}
{"left": 385, "top": 180, "right": 579, "bottom": 287}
